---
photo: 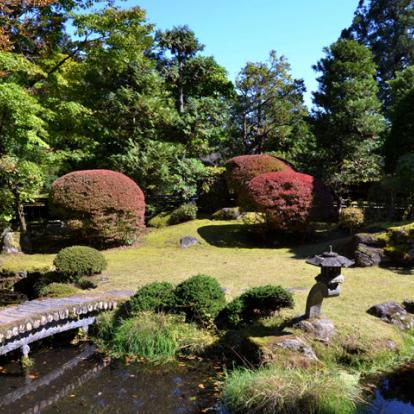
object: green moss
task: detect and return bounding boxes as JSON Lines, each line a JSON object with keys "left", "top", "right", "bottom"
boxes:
{"left": 38, "top": 282, "right": 81, "bottom": 298}
{"left": 147, "top": 212, "right": 172, "bottom": 228}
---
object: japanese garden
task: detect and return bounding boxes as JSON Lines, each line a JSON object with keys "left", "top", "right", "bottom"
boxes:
{"left": 1, "top": 0, "right": 414, "bottom": 413}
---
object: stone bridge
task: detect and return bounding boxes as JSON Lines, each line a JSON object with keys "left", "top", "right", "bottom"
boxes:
{"left": 0, "top": 290, "right": 132, "bottom": 358}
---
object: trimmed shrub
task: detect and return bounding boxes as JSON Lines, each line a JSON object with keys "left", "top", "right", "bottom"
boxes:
{"left": 174, "top": 274, "right": 225, "bottom": 326}
{"left": 109, "top": 312, "right": 214, "bottom": 361}
{"left": 50, "top": 169, "right": 145, "bottom": 246}
{"left": 225, "top": 155, "right": 294, "bottom": 195}
{"left": 38, "top": 283, "right": 81, "bottom": 298}
{"left": 340, "top": 207, "right": 365, "bottom": 233}
{"left": 77, "top": 278, "right": 97, "bottom": 290}
{"left": 169, "top": 203, "right": 198, "bottom": 225}
{"left": 217, "top": 285, "right": 294, "bottom": 328}
{"left": 54, "top": 246, "right": 107, "bottom": 282}
{"left": 127, "top": 282, "right": 176, "bottom": 314}
{"left": 245, "top": 171, "right": 335, "bottom": 233}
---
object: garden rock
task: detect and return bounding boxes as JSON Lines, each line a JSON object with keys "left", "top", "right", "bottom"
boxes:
{"left": 1, "top": 231, "right": 21, "bottom": 254}
{"left": 295, "top": 318, "right": 335, "bottom": 342}
{"left": 179, "top": 236, "right": 199, "bottom": 249}
{"left": 367, "top": 301, "right": 414, "bottom": 330}
{"left": 251, "top": 334, "right": 318, "bottom": 365}
{"left": 354, "top": 244, "right": 385, "bottom": 267}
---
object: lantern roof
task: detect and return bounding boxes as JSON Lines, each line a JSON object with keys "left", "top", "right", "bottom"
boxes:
{"left": 306, "top": 246, "right": 354, "bottom": 268}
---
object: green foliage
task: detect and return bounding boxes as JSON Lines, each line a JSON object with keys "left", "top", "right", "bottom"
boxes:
{"left": 313, "top": 39, "right": 385, "bottom": 193}
{"left": 342, "top": 0, "right": 414, "bottom": 103}
{"left": 38, "top": 283, "right": 81, "bottom": 298}
{"left": 386, "top": 66, "right": 414, "bottom": 171}
{"left": 339, "top": 207, "right": 365, "bottom": 233}
{"left": 53, "top": 246, "right": 107, "bottom": 282}
{"left": 77, "top": 278, "right": 97, "bottom": 290}
{"left": 169, "top": 203, "right": 198, "bottom": 225}
{"left": 127, "top": 282, "right": 176, "bottom": 314}
{"left": 108, "top": 312, "right": 213, "bottom": 362}
{"left": 0, "top": 156, "right": 44, "bottom": 230}
{"left": 232, "top": 50, "right": 309, "bottom": 156}
{"left": 217, "top": 285, "right": 294, "bottom": 328}
{"left": 147, "top": 212, "right": 172, "bottom": 228}
{"left": 174, "top": 274, "right": 225, "bottom": 326}
{"left": 223, "top": 366, "right": 359, "bottom": 414}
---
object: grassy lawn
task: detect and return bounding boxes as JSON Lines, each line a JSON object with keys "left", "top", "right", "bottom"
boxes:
{"left": 2, "top": 219, "right": 414, "bottom": 346}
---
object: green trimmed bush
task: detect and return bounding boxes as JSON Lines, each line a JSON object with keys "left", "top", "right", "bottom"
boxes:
{"left": 174, "top": 274, "right": 225, "bottom": 326}
{"left": 77, "top": 278, "right": 97, "bottom": 290}
{"left": 169, "top": 203, "right": 198, "bottom": 225}
{"left": 217, "top": 285, "right": 294, "bottom": 328}
{"left": 54, "top": 246, "right": 107, "bottom": 282}
{"left": 127, "top": 282, "right": 176, "bottom": 314}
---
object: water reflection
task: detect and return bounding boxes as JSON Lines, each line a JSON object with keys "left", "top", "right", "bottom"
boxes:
{"left": 0, "top": 343, "right": 219, "bottom": 414}
{"left": 363, "top": 364, "right": 414, "bottom": 414}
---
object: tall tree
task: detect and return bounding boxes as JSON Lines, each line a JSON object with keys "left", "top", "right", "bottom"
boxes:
{"left": 342, "top": 0, "right": 414, "bottom": 104}
{"left": 313, "top": 39, "right": 385, "bottom": 194}
{"left": 385, "top": 66, "right": 414, "bottom": 170}
{"left": 232, "top": 50, "right": 309, "bottom": 156}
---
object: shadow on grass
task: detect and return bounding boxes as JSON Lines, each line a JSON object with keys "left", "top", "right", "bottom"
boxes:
{"left": 197, "top": 222, "right": 352, "bottom": 260}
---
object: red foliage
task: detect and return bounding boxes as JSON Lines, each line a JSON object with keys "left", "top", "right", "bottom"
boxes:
{"left": 246, "top": 171, "right": 334, "bottom": 233}
{"left": 225, "top": 155, "right": 294, "bottom": 195}
{"left": 50, "top": 170, "right": 145, "bottom": 246}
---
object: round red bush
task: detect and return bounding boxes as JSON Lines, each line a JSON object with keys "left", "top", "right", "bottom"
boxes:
{"left": 50, "top": 170, "right": 145, "bottom": 246}
{"left": 224, "top": 155, "right": 294, "bottom": 195}
{"left": 245, "top": 171, "right": 334, "bottom": 233}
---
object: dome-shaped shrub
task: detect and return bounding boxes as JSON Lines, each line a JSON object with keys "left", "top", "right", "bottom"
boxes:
{"left": 54, "top": 246, "right": 107, "bottom": 282}
{"left": 245, "top": 171, "right": 334, "bottom": 233}
{"left": 225, "top": 155, "right": 294, "bottom": 195}
{"left": 50, "top": 170, "right": 145, "bottom": 246}
{"left": 174, "top": 274, "right": 225, "bottom": 326}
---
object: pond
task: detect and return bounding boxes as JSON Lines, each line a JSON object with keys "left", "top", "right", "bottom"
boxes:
{"left": 362, "top": 364, "right": 414, "bottom": 414}
{"left": 0, "top": 339, "right": 222, "bottom": 414}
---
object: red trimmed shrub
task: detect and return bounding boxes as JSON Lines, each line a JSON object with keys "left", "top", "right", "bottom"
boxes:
{"left": 225, "top": 154, "right": 294, "bottom": 195}
{"left": 50, "top": 170, "right": 145, "bottom": 246}
{"left": 245, "top": 171, "right": 334, "bottom": 233}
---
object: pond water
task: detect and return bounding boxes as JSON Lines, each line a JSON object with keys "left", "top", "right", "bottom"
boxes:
{"left": 362, "top": 364, "right": 414, "bottom": 414}
{"left": 0, "top": 340, "right": 222, "bottom": 414}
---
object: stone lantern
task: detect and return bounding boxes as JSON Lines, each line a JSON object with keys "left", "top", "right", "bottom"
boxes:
{"left": 305, "top": 246, "right": 354, "bottom": 319}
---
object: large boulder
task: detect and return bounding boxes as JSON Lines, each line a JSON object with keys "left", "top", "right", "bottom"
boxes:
{"left": 367, "top": 301, "right": 414, "bottom": 330}
{"left": 353, "top": 233, "right": 387, "bottom": 267}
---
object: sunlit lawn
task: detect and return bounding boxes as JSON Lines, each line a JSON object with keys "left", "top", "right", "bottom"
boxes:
{"left": 2, "top": 219, "right": 414, "bottom": 346}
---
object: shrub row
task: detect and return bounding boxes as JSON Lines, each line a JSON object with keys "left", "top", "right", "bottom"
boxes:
{"left": 126, "top": 276, "right": 294, "bottom": 329}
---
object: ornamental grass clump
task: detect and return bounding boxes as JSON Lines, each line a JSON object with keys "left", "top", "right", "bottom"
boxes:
{"left": 174, "top": 274, "right": 225, "bottom": 326}
{"left": 53, "top": 246, "right": 107, "bottom": 282}
{"left": 223, "top": 366, "right": 359, "bottom": 414}
{"left": 109, "top": 312, "right": 213, "bottom": 362}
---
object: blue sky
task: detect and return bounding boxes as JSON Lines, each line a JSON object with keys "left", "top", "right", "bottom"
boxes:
{"left": 119, "top": 0, "right": 359, "bottom": 107}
